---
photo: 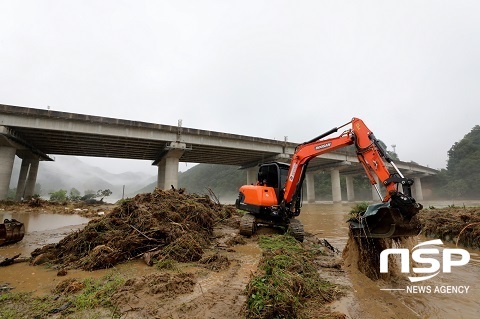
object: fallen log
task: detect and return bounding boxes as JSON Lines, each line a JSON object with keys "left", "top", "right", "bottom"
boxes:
{"left": 0, "top": 254, "right": 29, "bottom": 266}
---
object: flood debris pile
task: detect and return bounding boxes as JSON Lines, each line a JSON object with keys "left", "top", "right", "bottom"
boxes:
{"left": 418, "top": 207, "right": 480, "bottom": 249}
{"left": 244, "top": 235, "right": 342, "bottom": 319}
{"left": 31, "top": 189, "right": 236, "bottom": 270}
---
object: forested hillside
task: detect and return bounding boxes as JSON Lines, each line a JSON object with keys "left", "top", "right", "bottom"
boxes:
{"left": 424, "top": 125, "right": 480, "bottom": 199}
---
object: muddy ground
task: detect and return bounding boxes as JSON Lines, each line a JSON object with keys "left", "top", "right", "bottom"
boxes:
{"left": 1, "top": 197, "right": 479, "bottom": 319}
{"left": 0, "top": 191, "right": 349, "bottom": 318}
{"left": 0, "top": 198, "right": 346, "bottom": 318}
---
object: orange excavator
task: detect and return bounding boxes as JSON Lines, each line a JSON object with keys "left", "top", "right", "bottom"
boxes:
{"left": 235, "top": 117, "right": 423, "bottom": 241}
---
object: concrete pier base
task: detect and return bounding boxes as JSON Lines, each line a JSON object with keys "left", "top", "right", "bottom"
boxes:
{"left": 0, "top": 146, "right": 16, "bottom": 200}
{"left": 15, "top": 158, "right": 30, "bottom": 200}
{"left": 331, "top": 169, "right": 341, "bottom": 203}
{"left": 346, "top": 175, "right": 355, "bottom": 202}
{"left": 413, "top": 177, "right": 424, "bottom": 201}
{"left": 156, "top": 142, "right": 186, "bottom": 190}
{"left": 24, "top": 158, "right": 39, "bottom": 198}
{"left": 306, "top": 172, "right": 315, "bottom": 203}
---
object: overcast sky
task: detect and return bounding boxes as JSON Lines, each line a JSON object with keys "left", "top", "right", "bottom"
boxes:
{"left": 1, "top": 1, "right": 479, "bottom": 174}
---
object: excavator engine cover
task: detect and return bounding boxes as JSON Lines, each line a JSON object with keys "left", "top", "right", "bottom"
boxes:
{"left": 348, "top": 202, "right": 422, "bottom": 238}
{"left": 0, "top": 219, "right": 25, "bottom": 246}
{"left": 236, "top": 185, "right": 278, "bottom": 214}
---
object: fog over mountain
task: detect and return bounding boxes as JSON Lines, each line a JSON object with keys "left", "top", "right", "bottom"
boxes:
{"left": 10, "top": 156, "right": 156, "bottom": 202}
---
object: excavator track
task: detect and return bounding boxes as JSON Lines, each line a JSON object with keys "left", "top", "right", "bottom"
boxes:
{"left": 239, "top": 213, "right": 257, "bottom": 237}
{"left": 287, "top": 218, "right": 304, "bottom": 242}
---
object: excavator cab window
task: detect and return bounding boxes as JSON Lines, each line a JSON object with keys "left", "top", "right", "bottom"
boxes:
{"left": 257, "top": 162, "right": 290, "bottom": 201}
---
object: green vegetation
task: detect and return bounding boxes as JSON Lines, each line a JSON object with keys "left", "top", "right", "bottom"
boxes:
{"left": 258, "top": 234, "right": 302, "bottom": 253}
{"left": 69, "top": 187, "right": 81, "bottom": 201}
{"left": 348, "top": 202, "right": 369, "bottom": 216}
{"left": 423, "top": 125, "right": 480, "bottom": 199}
{"left": 81, "top": 189, "right": 113, "bottom": 202}
{"left": 155, "top": 258, "right": 179, "bottom": 271}
{"left": 48, "top": 189, "right": 68, "bottom": 201}
{"left": 445, "top": 125, "right": 480, "bottom": 198}
{"left": 47, "top": 188, "right": 112, "bottom": 203}
{"left": 73, "top": 273, "right": 125, "bottom": 310}
{"left": 0, "top": 272, "right": 125, "bottom": 319}
{"left": 245, "top": 234, "right": 339, "bottom": 319}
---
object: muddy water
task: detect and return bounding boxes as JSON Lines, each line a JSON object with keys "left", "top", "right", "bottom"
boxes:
{"left": 298, "top": 202, "right": 480, "bottom": 319}
{"left": 0, "top": 211, "right": 90, "bottom": 258}
{"left": 0, "top": 211, "right": 95, "bottom": 295}
{"left": 0, "top": 210, "right": 90, "bottom": 233}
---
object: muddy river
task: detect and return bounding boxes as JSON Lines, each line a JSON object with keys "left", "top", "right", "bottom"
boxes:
{"left": 1, "top": 202, "right": 479, "bottom": 318}
{"left": 298, "top": 202, "right": 480, "bottom": 319}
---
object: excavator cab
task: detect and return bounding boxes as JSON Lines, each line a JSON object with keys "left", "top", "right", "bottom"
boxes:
{"left": 257, "top": 162, "right": 290, "bottom": 202}
{"left": 0, "top": 219, "right": 25, "bottom": 246}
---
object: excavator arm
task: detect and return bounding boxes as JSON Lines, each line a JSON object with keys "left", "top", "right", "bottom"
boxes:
{"left": 281, "top": 117, "right": 422, "bottom": 237}
{"left": 235, "top": 117, "right": 422, "bottom": 240}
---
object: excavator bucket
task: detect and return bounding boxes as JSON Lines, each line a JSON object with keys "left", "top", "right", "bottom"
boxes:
{"left": 348, "top": 202, "right": 422, "bottom": 238}
{"left": 0, "top": 219, "right": 25, "bottom": 246}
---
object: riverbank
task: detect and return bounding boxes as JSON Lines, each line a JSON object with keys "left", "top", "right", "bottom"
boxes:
{"left": 1, "top": 198, "right": 479, "bottom": 318}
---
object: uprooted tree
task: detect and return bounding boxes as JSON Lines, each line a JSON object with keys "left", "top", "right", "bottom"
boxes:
{"left": 81, "top": 189, "right": 112, "bottom": 203}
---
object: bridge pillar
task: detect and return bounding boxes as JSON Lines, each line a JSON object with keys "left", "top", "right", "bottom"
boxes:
{"left": 413, "top": 177, "right": 424, "bottom": 201}
{"left": 15, "top": 158, "right": 31, "bottom": 200}
{"left": 346, "top": 175, "right": 355, "bottom": 202}
{"left": 0, "top": 146, "right": 16, "bottom": 200}
{"left": 24, "top": 158, "right": 39, "bottom": 198}
{"left": 246, "top": 167, "right": 257, "bottom": 185}
{"left": 331, "top": 169, "right": 341, "bottom": 203}
{"left": 156, "top": 142, "right": 186, "bottom": 190}
{"left": 305, "top": 172, "right": 315, "bottom": 203}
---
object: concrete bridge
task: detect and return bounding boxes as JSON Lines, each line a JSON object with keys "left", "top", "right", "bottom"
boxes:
{"left": 0, "top": 104, "right": 437, "bottom": 202}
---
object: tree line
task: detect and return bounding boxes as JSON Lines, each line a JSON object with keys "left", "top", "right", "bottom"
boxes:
{"left": 7, "top": 186, "right": 112, "bottom": 203}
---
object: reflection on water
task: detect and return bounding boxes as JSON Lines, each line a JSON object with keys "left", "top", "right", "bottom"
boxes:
{"left": 0, "top": 211, "right": 90, "bottom": 259}
{"left": 0, "top": 211, "right": 89, "bottom": 233}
